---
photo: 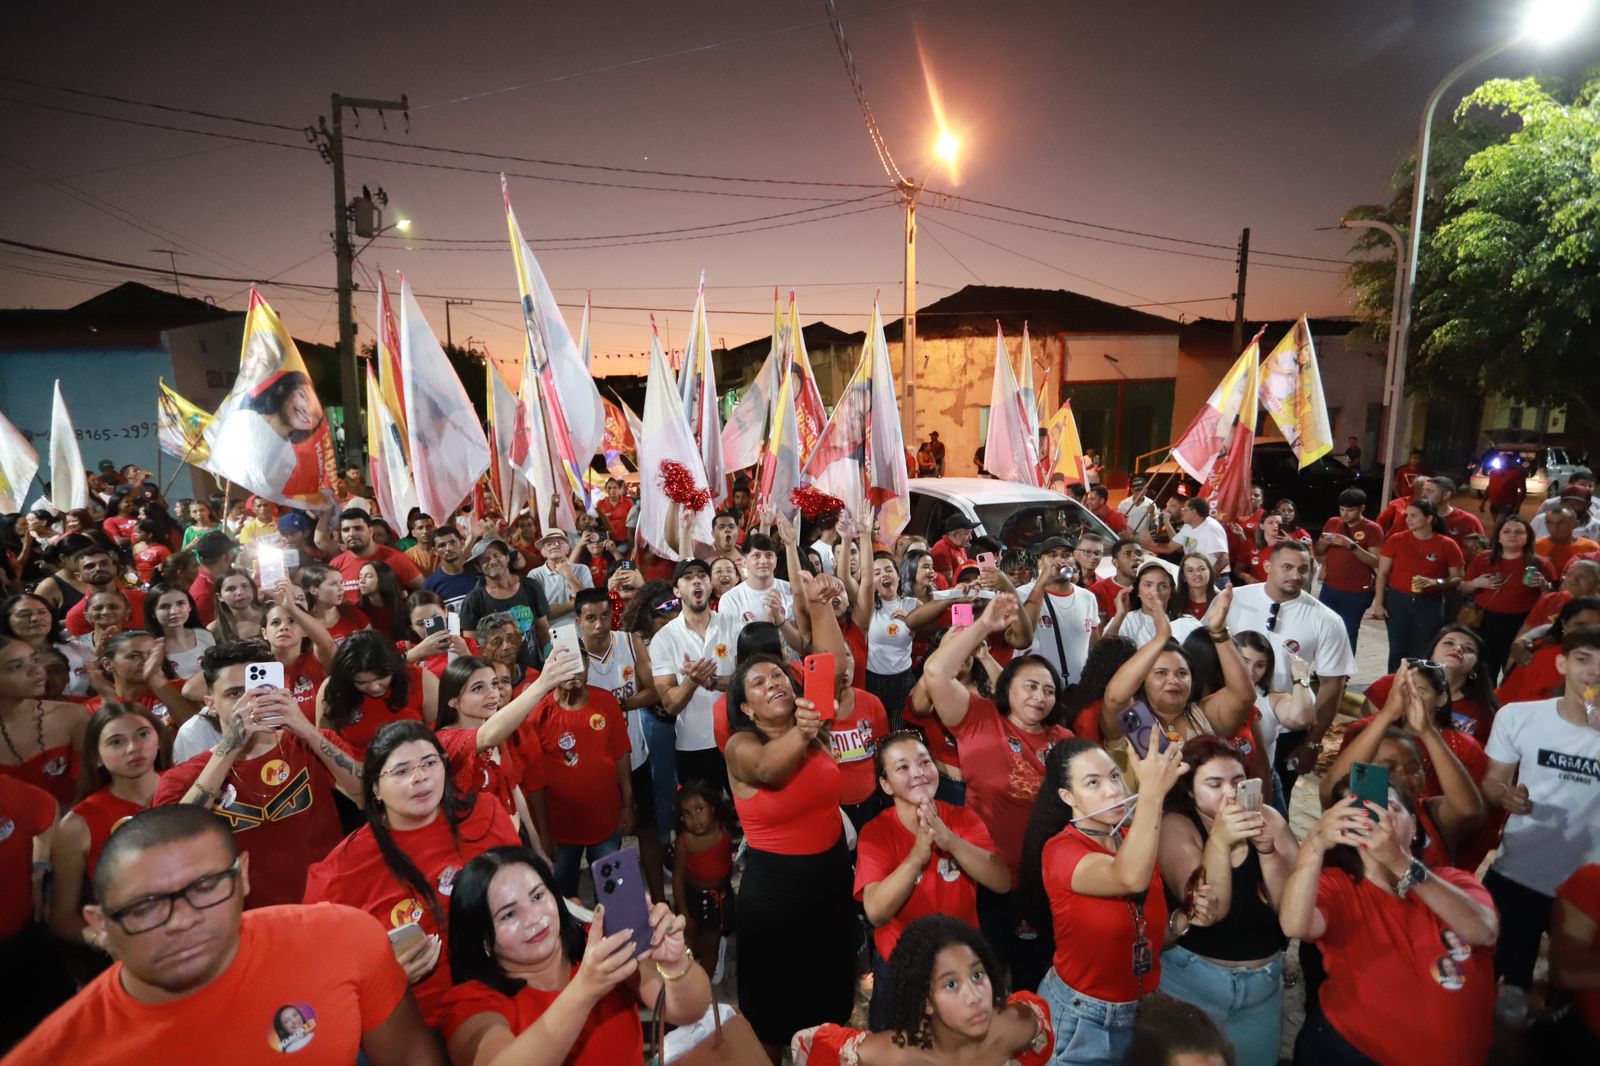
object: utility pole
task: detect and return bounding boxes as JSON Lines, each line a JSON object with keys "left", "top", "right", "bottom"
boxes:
{"left": 444, "top": 298, "right": 474, "bottom": 350}
{"left": 151, "top": 249, "right": 184, "bottom": 295}
{"left": 900, "top": 177, "right": 919, "bottom": 445}
{"left": 1231, "top": 227, "right": 1250, "bottom": 352}
{"left": 314, "top": 91, "right": 408, "bottom": 470}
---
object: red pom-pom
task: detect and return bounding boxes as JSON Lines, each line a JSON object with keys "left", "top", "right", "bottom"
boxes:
{"left": 790, "top": 485, "right": 845, "bottom": 521}
{"left": 657, "top": 461, "right": 711, "bottom": 513}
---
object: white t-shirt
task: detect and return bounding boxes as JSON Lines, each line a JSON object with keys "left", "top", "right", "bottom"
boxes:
{"left": 716, "top": 579, "right": 793, "bottom": 625}
{"left": 1486, "top": 698, "right": 1600, "bottom": 895}
{"left": 866, "top": 596, "right": 918, "bottom": 675}
{"left": 1255, "top": 691, "right": 1284, "bottom": 768}
{"left": 648, "top": 611, "right": 741, "bottom": 752}
{"left": 529, "top": 563, "right": 593, "bottom": 631}
{"left": 1117, "top": 611, "right": 1203, "bottom": 651}
{"left": 1225, "top": 584, "right": 1355, "bottom": 692}
{"left": 1016, "top": 581, "right": 1099, "bottom": 684}
{"left": 1177, "top": 516, "right": 1229, "bottom": 560}
{"left": 164, "top": 629, "right": 217, "bottom": 680}
{"left": 811, "top": 540, "right": 836, "bottom": 576}
{"left": 172, "top": 712, "right": 223, "bottom": 765}
{"left": 1118, "top": 496, "right": 1159, "bottom": 535}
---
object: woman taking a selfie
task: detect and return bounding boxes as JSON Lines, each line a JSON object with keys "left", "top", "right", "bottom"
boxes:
{"left": 439, "top": 845, "right": 711, "bottom": 1066}
{"left": 317, "top": 630, "right": 439, "bottom": 763}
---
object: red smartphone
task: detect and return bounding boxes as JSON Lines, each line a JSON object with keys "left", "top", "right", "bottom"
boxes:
{"left": 596, "top": 848, "right": 654, "bottom": 958}
{"left": 804, "top": 653, "right": 836, "bottom": 721}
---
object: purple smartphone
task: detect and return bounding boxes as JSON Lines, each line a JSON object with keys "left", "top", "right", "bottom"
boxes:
{"left": 597, "top": 847, "right": 654, "bottom": 958}
{"left": 1117, "top": 701, "right": 1172, "bottom": 759}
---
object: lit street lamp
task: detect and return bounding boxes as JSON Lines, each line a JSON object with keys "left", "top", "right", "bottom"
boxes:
{"left": 1388, "top": 0, "right": 1592, "bottom": 488}
{"left": 901, "top": 130, "right": 960, "bottom": 446}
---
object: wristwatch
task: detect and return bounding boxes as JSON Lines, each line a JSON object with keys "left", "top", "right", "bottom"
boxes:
{"left": 1395, "top": 858, "right": 1429, "bottom": 898}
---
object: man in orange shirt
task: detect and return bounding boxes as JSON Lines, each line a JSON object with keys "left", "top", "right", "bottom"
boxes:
{"left": 1535, "top": 505, "right": 1600, "bottom": 577}
{"left": 7, "top": 805, "right": 440, "bottom": 1065}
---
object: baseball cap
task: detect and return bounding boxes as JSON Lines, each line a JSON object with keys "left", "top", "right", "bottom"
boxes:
{"left": 1036, "top": 536, "right": 1072, "bottom": 554}
{"left": 469, "top": 537, "right": 511, "bottom": 562}
{"left": 1129, "top": 476, "right": 1148, "bottom": 489}
{"left": 193, "top": 530, "right": 236, "bottom": 563}
{"left": 673, "top": 558, "right": 712, "bottom": 582}
{"left": 97, "top": 460, "right": 116, "bottom": 472}
{"left": 277, "top": 512, "right": 313, "bottom": 534}
{"left": 943, "top": 514, "right": 978, "bottom": 535}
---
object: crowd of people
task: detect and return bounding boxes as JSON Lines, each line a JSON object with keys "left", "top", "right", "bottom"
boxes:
{"left": 3, "top": 457, "right": 1600, "bottom": 1066}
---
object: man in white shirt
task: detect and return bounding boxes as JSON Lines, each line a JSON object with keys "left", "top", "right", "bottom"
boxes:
{"left": 716, "top": 532, "right": 792, "bottom": 617}
{"left": 1116, "top": 476, "right": 1158, "bottom": 536}
{"left": 1017, "top": 537, "right": 1100, "bottom": 685}
{"left": 1481, "top": 625, "right": 1600, "bottom": 990}
{"left": 527, "top": 528, "right": 594, "bottom": 631}
{"left": 1226, "top": 540, "right": 1353, "bottom": 792}
{"left": 650, "top": 558, "right": 741, "bottom": 793}
{"left": 1177, "top": 497, "right": 1230, "bottom": 580}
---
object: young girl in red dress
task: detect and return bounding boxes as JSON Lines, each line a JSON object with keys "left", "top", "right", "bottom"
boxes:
{"left": 671, "top": 780, "right": 735, "bottom": 983}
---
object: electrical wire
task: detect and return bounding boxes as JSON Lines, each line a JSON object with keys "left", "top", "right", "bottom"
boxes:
{"left": 824, "top": 0, "right": 907, "bottom": 186}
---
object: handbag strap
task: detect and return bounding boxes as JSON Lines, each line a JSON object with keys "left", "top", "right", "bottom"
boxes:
{"left": 649, "top": 985, "right": 727, "bottom": 1065}
{"left": 1041, "top": 592, "right": 1072, "bottom": 686}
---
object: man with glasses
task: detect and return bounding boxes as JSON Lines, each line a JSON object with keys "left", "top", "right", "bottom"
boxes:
{"left": 8, "top": 804, "right": 440, "bottom": 1064}
{"left": 1226, "top": 540, "right": 1354, "bottom": 799}
{"left": 1070, "top": 533, "right": 1108, "bottom": 590}
{"left": 153, "top": 641, "right": 364, "bottom": 908}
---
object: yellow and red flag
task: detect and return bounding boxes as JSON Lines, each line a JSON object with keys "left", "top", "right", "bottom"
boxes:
{"left": 1259, "top": 315, "right": 1333, "bottom": 468}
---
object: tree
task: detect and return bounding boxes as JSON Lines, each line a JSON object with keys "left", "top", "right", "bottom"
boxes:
{"left": 1344, "top": 72, "right": 1600, "bottom": 430}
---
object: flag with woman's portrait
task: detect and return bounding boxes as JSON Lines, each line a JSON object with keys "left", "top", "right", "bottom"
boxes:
{"left": 203, "top": 289, "right": 337, "bottom": 507}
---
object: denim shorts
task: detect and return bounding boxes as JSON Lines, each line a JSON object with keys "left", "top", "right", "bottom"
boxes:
{"left": 1038, "top": 967, "right": 1139, "bottom": 1066}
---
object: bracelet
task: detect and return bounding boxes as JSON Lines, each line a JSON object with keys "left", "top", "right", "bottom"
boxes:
{"left": 656, "top": 947, "right": 696, "bottom": 982}
{"left": 1208, "top": 627, "right": 1231, "bottom": 644}
{"left": 32, "top": 859, "right": 51, "bottom": 874}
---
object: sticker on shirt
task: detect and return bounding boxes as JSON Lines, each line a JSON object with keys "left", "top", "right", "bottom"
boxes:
{"left": 829, "top": 724, "right": 874, "bottom": 764}
{"left": 1448, "top": 712, "right": 1477, "bottom": 734}
{"left": 1283, "top": 639, "right": 1301, "bottom": 655}
{"left": 1006, "top": 736, "right": 1022, "bottom": 754}
{"left": 558, "top": 732, "right": 579, "bottom": 767}
{"left": 937, "top": 855, "right": 961, "bottom": 882}
{"left": 0, "top": 817, "right": 12, "bottom": 842}
{"left": 390, "top": 898, "right": 425, "bottom": 926}
{"left": 269, "top": 1002, "right": 318, "bottom": 1054}
{"left": 1431, "top": 955, "right": 1467, "bottom": 991}
{"left": 589, "top": 713, "right": 607, "bottom": 732}
{"left": 886, "top": 623, "right": 902, "bottom": 637}
{"left": 622, "top": 666, "right": 635, "bottom": 682}
{"left": 261, "top": 759, "right": 291, "bottom": 786}
{"left": 438, "top": 865, "right": 460, "bottom": 897}
{"left": 43, "top": 755, "right": 68, "bottom": 777}
{"left": 713, "top": 643, "right": 729, "bottom": 660}
{"left": 1440, "top": 928, "right": 1472, "bottom": 963}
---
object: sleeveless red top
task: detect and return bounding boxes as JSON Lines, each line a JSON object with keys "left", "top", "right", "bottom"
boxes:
{"left": 1, "top": 747, "right": 79, "bottom": 808}
{"left": 734, "top": 743, "right": 843, "bottom": 855}
{"left": 71, "top": 788, "right": 147, "bottom": 886}
{"left": 682, "top": 833, "right": 733, "bottom": 884}
{"left": 331, "top": 665, "right": 427, "bottom": 759}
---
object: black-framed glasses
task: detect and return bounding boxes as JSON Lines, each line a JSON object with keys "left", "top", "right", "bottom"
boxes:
{"left": 104, "top": 861, "right": 243, "bottom": 935}
{"left": 1266, "top": 601, "right": 1281, "bottom": 633}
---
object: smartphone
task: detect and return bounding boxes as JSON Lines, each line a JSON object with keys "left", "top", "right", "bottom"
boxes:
{"left": 950, "top": 603, "right": 974, "bottom": 627}
{"left": 446, "top": 612, "right": 462, "bottom": 637}
{"left": 387, "top": 922, "right": 425, "bottom": 954}
{"left": 803, "top": 653, "right": 836, "bottom": 721}
{"left": 252, "top": 544, "right": 284, "bottom": 590}
{"left": 550, "top": 625, "right": 583, "bottom": 663}
{"left": 1117, "top": 701, "right": 1171, "bottom": 759}
{"left": 975, "top": 551, "right": 997, "bottom": 570}
{"left": 244, "top": 661, "right": 285, "bottom": 691}
{"left": 421, "top": 615, "right": 448, "bottom": 639}
{"left": 597, "top": 847, "right": 654, "bottom": 958}
{"left": 281, "top": 548, "right": 300, "bottom": 570}
{"left": 1235, "top": 778, "right": 1263, "bottom": 812}
{"left": 1350, "top": 762, "right": 1390, "bottom": 822}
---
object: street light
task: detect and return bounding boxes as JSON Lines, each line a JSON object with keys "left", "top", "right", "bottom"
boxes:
{"left": 901, "top": 132, "right": 960, "bottom": 446}
{"left": 395, "top": 217, "right": 413, "bottom": 233}
{"left": 1389, "top": 0, "right": 1592, "bottom": 496}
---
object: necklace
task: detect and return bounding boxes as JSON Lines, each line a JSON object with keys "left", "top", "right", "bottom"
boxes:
{"left": 0, "top": 700, "right": 45, "bottom": 763}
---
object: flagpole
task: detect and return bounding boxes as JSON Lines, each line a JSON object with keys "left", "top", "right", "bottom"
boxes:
{"left": 160, "top": 436, "right": 205, "bottom": 499}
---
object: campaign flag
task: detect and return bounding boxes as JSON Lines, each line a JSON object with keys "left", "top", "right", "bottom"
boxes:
{"left": 785, "top": 294, "right": 829, "bottom": 466}
{"left": 375, "top": 276, "right": 409, "bottom": 452}
{"left": 983, "top": 325, "right": 1042, "bottom": 486}
{"left": 48, "top": 381, "right": 89, "bottom": 511}
{"left": 502, "top": 176, "right": 604, "bottom": 512}
{"left": 156, "top": 380, "right": 213, "bottom": 467}
{"left": 365, "top": 364, "right": 417, "bottom": 530}
{"left": 512, "top": 342, "right": 573, "bottom": 531}
{"left": 577, "top": 293, "right": 592, "bottom": 371}
{"left": 639, "top": 326, "right": 714, "bottom": 560}
{"left": 0, "top": 410, "right": 39, "bottom": 513}
{"left": 1259, "top": 315, "right": 1333, "bottom": 468}
{"left": 755, "top": 308, "right": 802, "bottom": 521}
{"left": 678, "top": 275, "right": 727, "bottom": 504}
{"left": 1171, "top": 334, "right": 1263, "bottom": 485}
{"left": 485, "top": 358, "right": 529, "bottom": 521}
{"left": 1019, "top": 324, "right": 1044, "bottom": 476}
{"left": 1202, "top": 339, "right": 1261, "bottom": 522}
{"left": 203, "top": 289, "right": 337, "bottom": 507}
{"left": 720, "top": 291, "right": 781, "bottom": 472}
{"left": 398, "top": 276, "right": 491, "bottom": 522}
{"left": 1045, "top": 399, "right": 1091, "bottom": 486}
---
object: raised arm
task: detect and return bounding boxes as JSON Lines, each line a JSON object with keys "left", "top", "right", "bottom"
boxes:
{"left": 924, "top": 594, "right": 1018, "bottom": 731}
{"left": 1102, "top": 611, "right": 1173, "bottom": 721}
{"left": 475, "top": 649, "right": 582, "bottom": 752}
{"left": 1070, "top": 743, "right": 1187, "bottom": 898}
{"left": 724, "top": 702, "right": 820, "bottom": 789}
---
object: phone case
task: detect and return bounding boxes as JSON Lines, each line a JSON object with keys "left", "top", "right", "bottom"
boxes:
{"left": 950, "top": 603, "right": 974, "bottom": 627}
{"left": 1350, "top": 762, "right": 1390, "bottom": 822}
{"left": 551, "top": 626, "right": 583, "bottom": 662}
{"left": 804, "top": 653, "right": 836, "bottom": 721}
{"left": 244, "top": 661, "right": 285, "bottom": 691}
{"left": 422, "top": 615, "right": 448, "bottom": 637}
{"left": 597, "top": 848, "right": 654, "bottom": 958}
{"left": 387, "top": 922, "right": 425, "bottom": 951}
{"left": 1235, "top": 778, "right": 1263, "bottom": 812}
{"left": 1117, "top": 702, "right": 1170, "bottom": 759}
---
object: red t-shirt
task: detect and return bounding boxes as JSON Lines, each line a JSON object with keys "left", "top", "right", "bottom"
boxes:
{"left": 1088, "top": 577, "right": 1128, "bottom": 622}
{"left": 134, "top": 544, "right": 172, "bottom": 586}
{"left": 1439, "top": 507, "right": 1485, "bottom": 547}
{"left": 1525, "top": 590, "right": 1570, "bottom": 629}
{"left": 1557, "top": 864, "right": 1600, "bottom": 1038}
{"left": 903, "top": 703, "right": 962, "bottom": 775}
{"left": 65, "top": 587, "right": 148, "bottom": 637}
{"left": 437, "top": 728, "right": 540, "bottom": 818}
{"left": 189, "top": 568, "right": 219, "bottom": 626}
{"left": 854, "top": 800, "right": 996, "bottom": 960}
{"left": 284, "top": 652, "right": 327, "bottom": 720}
{"left": 329, "top": 546, "right": 423, "bottom": 603}
{"left": 1376, "top": 496, "right": 1411, "bottom": 537}
{"left": 102, "top": 515, "right": 138, "bottom": 544}
{"left": 302, "top": 795, "right": 519, "bottom": 1025}
{"left": 1043, "top": 826, "right": 1168, "bottom": 1002}
{"left": 438, "top": 959, "right": 642, "bottom": 1065}
{"left": 1094, "top": 507, "right": 1129, "bottom": 534}
{"left": 153, "top": 736, "right": 348, "bottom": 908}
{"left": 1485, "top": 467, "right": 1526, "bottom": 507}
{"left": 1319, "top": 517, "right": 1385, "bottom": 594}
{"left": 6, "top": 904, "right": 408, "bottom": 1065}
{"left": 1496, "top": 644, "right": 1565, "bottom": 704}
{"left": 326, "top": 604, "right": 372, "bottom": 646}
{"left": 1314, "top": 866, "right": 1494, "bottom": 1064}
{"left": 326, "top": 665, "right": 429, "bottom": 762}
{"left": 0, "top": 775, "right": 56, "bottom": 939}
{"left": 596, "top": 496, "right": 634, "bottom": 543}
{"left": 69, "top": 787, "right": 147, "bottom": 890}
{"left": 950, "top": 693, "right": 1071, "bottom": 876}
{"left": 1360, "top": 676, "right": 1495, "bottom": 745}
{"left": 522, "top": 688, "right": 630, "bottom": 847}
{"left": 929, "top": 536, "right": 970, "bottom": 583}
{"left": 1345, "top": 712, "right": 1488, "bottom": 798}
{"left": 1380, "top": 531, "right": 1464, "bottom": 594}
{"left": 828, "top": 688, "right": 889, "bottom": 805}
{"left": 1465, "top": 553, "right": 1555, "bottom": 615}
{"left": 842, "top": 618, "right": 869, "bottom": 691}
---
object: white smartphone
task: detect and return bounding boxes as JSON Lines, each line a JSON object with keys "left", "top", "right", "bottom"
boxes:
{"left": 244, "top": 661, "right": 285, "bottom": 691}
{"left": 257, "top": 546, "right": 286, "bottom": 590}
{"left": 1235, "top": 778, "right": 1264, "bottom": 812}
{"left": 929, "top": 587, "right": 967, "bottom": 601}
{"left": 551, "top": 625, "right": 583, "bottom": 663}
{"left": 446, "top": 612, "right": 462, "bottom": 636}
{"left": 387, "top": 922, "right": 425, "bottom": 954}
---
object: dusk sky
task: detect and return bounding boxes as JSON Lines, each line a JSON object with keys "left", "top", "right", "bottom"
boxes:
{"left": 4, "top": 0, "right": 1595, "bottom": 381}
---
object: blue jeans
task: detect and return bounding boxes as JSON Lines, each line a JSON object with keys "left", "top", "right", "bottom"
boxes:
{"left": 1158, "top": 946, "right": 1284, "bottom": 1066}
{"left": 1381, "top": 589, "right": 1444, "bottom": 672}
{"left": 553, "top": 833, "right": 622, "bottom": 899}
{"left": 645, "top": 714, "right": 679, "bottom": 848}
{"left": 1318, "top": 585, "right": 1373, "bottom": 653}
{"left": 1038, "top": 967, "right": 1139, "bottom": 1066}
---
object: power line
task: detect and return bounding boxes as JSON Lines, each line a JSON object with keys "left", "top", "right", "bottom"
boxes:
{"left": 824, "top": 0, "right": 906, "bottom": 186}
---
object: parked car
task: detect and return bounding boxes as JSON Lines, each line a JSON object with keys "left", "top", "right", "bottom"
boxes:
{"left": 1467, "top": 443, "right": 1585, "bottom": 500}
{"left": 906, "top": 478, "right": 1115, "bottom": 556}
{"left": 1140, "top": 442, "right": 1373, "bottom": 528}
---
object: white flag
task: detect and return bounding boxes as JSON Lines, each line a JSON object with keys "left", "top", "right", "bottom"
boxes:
{"left": 678, "top": 276, "right": 727, "bottom": 505}
{"left": 639, "top": 330, "right": 714, "bottom": 561}
{"left": 399, "top": 277, "right": 491, "bottom": 522}
{"left": 48, "top": 381, "right": 88, "bottom": 512}
{"left": 984, "top": 325, "right": 1042, "bottom": 486}
{"left": 0, "top": 410, "right": 40, "bottom": 513}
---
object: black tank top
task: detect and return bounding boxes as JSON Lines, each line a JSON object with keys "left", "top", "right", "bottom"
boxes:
{"left": 1170, "top": 810, "right": 1287, "bottom": 961}
{"left": 52, "top": 578, "right": 85, "bottom": 619}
